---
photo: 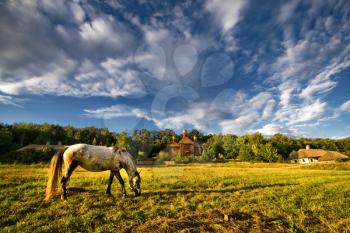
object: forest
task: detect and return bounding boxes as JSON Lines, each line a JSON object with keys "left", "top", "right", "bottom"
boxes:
{"left": 0, "top": 122, "right": 350, "bottom": 163}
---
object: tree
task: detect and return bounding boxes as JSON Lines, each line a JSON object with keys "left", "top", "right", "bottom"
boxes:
{"left": 270, "top": 133, "right": 296, "bottom": 159}
{"left": 115, "top": 131, "right": 131, "bottom": 149}
{"left": 237, "top": 144, "right": 255, "bottom": 161}
{"left": 202, "top": 135, "right": 225, "bottom": 159}
{"left": 258, "top": 143, "right": 282, "bottom": 162}
{"left": 222, "top": 135, "right": 239, "bottom": 159}
{"left": 0, "top": 127, "right": 13, "bottom": 154}
{"left": 92, "top": 137, "right": 98, "bottom": 145}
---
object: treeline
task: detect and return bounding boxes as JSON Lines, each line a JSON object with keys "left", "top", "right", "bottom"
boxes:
{"left": 202, "top": 134, "right": 350, "bottom": 162}
{"left": 1, "top": 123, "right": 350, "bottom": 163}
{"left": 0, "top": 123, "right": 208, "bottom": 158}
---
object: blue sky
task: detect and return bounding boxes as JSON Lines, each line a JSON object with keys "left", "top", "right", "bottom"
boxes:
{"left": 1, "top": 0, "right": 350, "bottom": 138}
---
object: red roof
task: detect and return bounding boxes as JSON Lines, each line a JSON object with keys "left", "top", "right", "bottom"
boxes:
{"left": 179, "top": 136, "right": 194, "bottom": 144}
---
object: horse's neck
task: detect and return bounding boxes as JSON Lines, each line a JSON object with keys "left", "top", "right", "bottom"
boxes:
{"left": 120, "top": 155, "right": 136, "bottom": 177}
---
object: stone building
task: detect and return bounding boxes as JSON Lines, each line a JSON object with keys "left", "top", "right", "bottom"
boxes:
{"left": 169, "top": 129, "right": 201, "bottom": 156}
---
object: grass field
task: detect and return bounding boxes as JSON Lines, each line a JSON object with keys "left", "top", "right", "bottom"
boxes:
{"left": 0, "top": 162, "right": 350, "bottom": 233}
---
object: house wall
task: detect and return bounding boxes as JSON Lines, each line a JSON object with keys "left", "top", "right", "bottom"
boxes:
{"left": 290, "top": 158, "right": 319, "bottom": 164}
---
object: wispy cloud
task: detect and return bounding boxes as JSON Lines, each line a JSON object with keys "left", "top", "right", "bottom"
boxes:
{"left": 0, "top": 94, "right": 25, "bottom": 107}
{"left": 205, "top": 0, "right": 246, "bottom": 33}
{"left": 339, "top": 100, "right": 350, "bottom": 113}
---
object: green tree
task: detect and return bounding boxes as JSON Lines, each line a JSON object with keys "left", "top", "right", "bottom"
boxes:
{"left": 0, "top": 127, "right": 13, "bottom": 154}
{"left": 258, "top": 143, "right": 282, "bottom": 162}
{"left": 92, "top": 137, "right": 98, "bottom": 145}
{"left": 202, "top": 135, "right": 224, "bottom": 159}
{"left": 115, "top": 131, "right": 131, "bottom": 149}
{"left": 237, "top": 144, "right": 255, "bottom": 161}
{"left": 222, "top": 135, "right": 239, "bottom": 159}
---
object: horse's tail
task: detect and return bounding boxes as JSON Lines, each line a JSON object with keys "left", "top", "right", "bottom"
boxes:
{"left": 45, "top": 147, "right": 68, "bottom": 200}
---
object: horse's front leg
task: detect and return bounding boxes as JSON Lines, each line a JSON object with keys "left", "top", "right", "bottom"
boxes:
{"left": 114, "top": 170, "right": 127, "bottom": 198}
{"left": 106, "top": 171, "right": 114, "bottom": 195}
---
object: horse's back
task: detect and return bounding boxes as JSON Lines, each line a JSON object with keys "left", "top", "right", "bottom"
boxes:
{"left": 64, "top": 144, "right": 116, "bottom": 171}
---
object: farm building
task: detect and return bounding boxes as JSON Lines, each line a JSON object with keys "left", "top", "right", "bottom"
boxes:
{"left": 289, "top": 145, "right": 349, "bottom": 163}
{"left": 17, "top": 143, "right": 67, "bottom": 152}
{"left": 168, "top": 129, "right": 201, "bottom": 156}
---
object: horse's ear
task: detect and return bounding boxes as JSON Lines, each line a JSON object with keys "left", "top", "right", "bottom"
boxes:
{"left": 138, "top": 169, "right": 142, "bottom": 174}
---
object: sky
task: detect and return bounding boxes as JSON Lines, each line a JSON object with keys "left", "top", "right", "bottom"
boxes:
{"left": 0, "top": 0, "right": 350, "bottom": 138}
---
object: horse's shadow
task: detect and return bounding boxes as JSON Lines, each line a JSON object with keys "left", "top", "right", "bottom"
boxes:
{"left": 141, "top": 183, "right": 296, "bottom": 197}
{"left": 65, "top": 183, "right": 296, "bottom": 199}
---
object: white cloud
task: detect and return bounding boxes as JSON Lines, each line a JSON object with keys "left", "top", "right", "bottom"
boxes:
{"left": 70, "top": 1, "right": 86, "bottom": 23}
{"left": 300, "top": 80, "right": 337, "bottom": 100}
{"left": 0, "top": 0, "right": 142, "bottom": 99}
{"left": 0, "top": 55, "right": 147, "bottom": 98}
{"left": 220, "top": 112, "right": 259, "bottom": 135}
{"left": 300, "top": 61, "right": 350, "bottom": 100}
{"left": 212, "top": 89, "right": 274, "bottom": 118}
{"left": 205, "top": 0, "right": 245, "bottom": 33}
{"left": 152, "top": 102, "right": 224, "bottom": 131}
{"left": 255, "top": 123, "right": 300, "bottom": 137}
{"left": 0, "top": 57, "right": 76, "bottom": 95}
{"left": 262, "top": 100, "right": 276, "bottom": 120}
{"left": 277, "top": 0, "right": 300, "bottom": 23}
{"left": 255, "top": 1, "right": 350, "bottom": 136}
{"left": 339, "top": 100, "right": 350, "bottom": 112}
{"left": 84, "top": 105, "right": 150, "bottom": 120}
{"left": 144, "top": 28, "right": 170, "bottom": 44}
{"left": 84, "top": 102, "right": 225, "bottom": 132}
{"left": 0, "top": 94, "right": 23, "bottom": 107}
{"left": 79, "top": 16, "right": 134, "bottom": 51}
{"left": 274, "top": 99, "right": 327, "bottom": 125}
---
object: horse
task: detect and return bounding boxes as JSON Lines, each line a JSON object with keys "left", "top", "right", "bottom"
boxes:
{"left": 45, "top": 144, "right": 141, "bottom": 200}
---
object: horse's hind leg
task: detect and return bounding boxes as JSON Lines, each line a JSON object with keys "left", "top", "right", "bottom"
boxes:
{"left": 113, "top": 170, "right": 127, "bottom": 198}
{"left": 61, "top": 160, "right": 78, "bottom": 200}
{"left": 106, "top": 171, "right": 114, "bottom": 195}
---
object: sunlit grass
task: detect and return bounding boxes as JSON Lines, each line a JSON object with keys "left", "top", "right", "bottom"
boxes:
{"left": 0, "top": 162, "right": 349, "bottom": 232}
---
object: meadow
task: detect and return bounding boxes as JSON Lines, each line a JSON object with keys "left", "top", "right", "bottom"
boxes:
{"left": 0, "top": 162, "right": 349, "bottom": 233}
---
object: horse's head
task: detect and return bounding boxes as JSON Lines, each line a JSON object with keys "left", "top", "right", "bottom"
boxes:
{"left": 129, "top": 170, "right": 141, "bottom": 196}
{"left": 115, "top": 148, "right": 141, "bottom": 196}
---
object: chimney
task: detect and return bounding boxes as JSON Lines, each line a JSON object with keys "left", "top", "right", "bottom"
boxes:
{"left": 306, "top": 145, "right": 310, "bottom": 150}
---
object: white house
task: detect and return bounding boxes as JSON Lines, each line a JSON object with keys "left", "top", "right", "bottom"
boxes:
{"left": 289, "top": 145, "right": 349, "bottom": 164}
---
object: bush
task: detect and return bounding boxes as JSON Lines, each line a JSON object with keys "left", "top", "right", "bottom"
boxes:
{"left": 172, "top": 154, "right": 196, "bottom": 164}
{"left": 137, "top": 151, "right": 145, "bottom": 160}
{"left": 157, "top": 151, "right": 171, "bottom": 161}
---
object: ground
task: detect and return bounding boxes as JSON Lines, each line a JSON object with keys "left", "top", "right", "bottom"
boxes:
{"left": 0, "top": 162, "right": 349, "bottom": 233}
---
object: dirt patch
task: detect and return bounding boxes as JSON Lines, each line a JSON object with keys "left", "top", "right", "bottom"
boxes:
{"left": 129, "top": 210, "right": 288, "bottom": 233}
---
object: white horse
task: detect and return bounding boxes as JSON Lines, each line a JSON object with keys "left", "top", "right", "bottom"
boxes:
{"left": 45, "top": 144, "right": 141, "bottom": 200}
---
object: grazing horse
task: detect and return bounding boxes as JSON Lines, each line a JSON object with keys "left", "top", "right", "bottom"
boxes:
{"left": 45, "top": 144, "right": 141, "bottom": 200}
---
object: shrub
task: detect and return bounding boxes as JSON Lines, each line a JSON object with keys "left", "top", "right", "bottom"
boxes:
{"left": 157, "top": 150, "right": 171, "bottom": 161}
{"left": 137, "top": 151, "right": 145, "bottom": 159}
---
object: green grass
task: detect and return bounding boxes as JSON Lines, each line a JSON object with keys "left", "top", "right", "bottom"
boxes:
{"left": 0, "top": 162, "right": 349, "bottom": 232}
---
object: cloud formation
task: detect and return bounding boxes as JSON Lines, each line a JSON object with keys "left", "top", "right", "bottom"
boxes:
{"left": 1, "top": 0, "right": 350, "bottom": 137}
